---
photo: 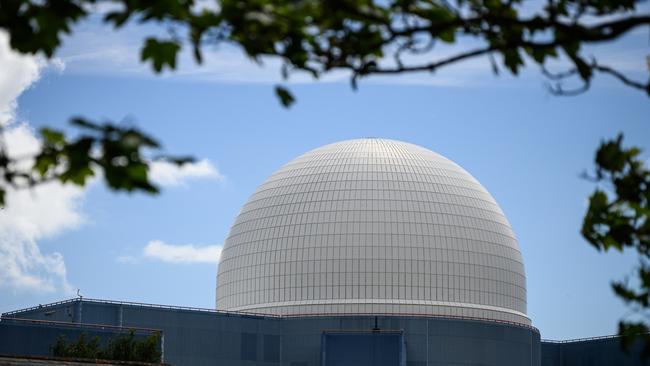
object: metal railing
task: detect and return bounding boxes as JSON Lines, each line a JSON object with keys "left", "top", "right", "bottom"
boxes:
{"left": 2, "top": 299, "right": 82, "bottom": 317}
{"left": 282, "top": 311, "right": 539, "bottom": 332}
{"left": 542, "top": 333, "right": 650, "bottom": 344}
{"left": 0, "top": 316, "right": 161, "bottom": 334}
{"left": 321, "top": 328, "right": 403, "bottom": 334}
{"left": 2, "top": 297, "right": 539, "bottom": 333}
{"left": 1, "top": 298, "right": 277, "bottom": 319}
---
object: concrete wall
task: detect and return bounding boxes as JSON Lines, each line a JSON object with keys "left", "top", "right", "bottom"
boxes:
{"left": 1, "top": 299, "right": 540, "bottom": 366}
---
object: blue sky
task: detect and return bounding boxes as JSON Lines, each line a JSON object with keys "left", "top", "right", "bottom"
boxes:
{"left": 0, "top": 13, "right": 649, "bottom": 341}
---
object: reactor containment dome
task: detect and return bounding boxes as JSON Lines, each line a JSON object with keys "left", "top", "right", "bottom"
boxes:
{"left": 216, "top": 138, "right": 529, "bottom": 325}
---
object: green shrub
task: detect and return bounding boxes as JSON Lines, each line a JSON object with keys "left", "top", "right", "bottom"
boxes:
{"left": 51, "top": 330, "right": 161, "bottom": 363}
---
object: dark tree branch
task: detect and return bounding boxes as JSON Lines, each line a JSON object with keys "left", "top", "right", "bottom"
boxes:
{"left": 594, "top": 64, "right": 650, "bottom": 92}
{"left": 547, "top": 78, "right": 592, "bottom": 96}
{"left": 367, "top": 46, "right": 494, "bottom": 75}
{"left": 541, "top": 65, "right": 579, "bottom": 80}
{"left": 542, "top": 59, "right": 649, "bottom": 96}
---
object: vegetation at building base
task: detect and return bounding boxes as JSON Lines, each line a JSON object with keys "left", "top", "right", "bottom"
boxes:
{"left": 0, "top": 0, "right": 648, "bottom": 355}
{"left": 50, "top": 330, "right": 162, "bottom": 363}
{"left": 583, "top": 135, "right": 650, "bottom": 357}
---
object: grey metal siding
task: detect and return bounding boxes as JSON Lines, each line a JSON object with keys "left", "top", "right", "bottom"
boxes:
{"left": 542, "top": 339, "right": 650, "bottom": 366}
{"left": 1, "top": 299, "right": 539, "bottom": 366}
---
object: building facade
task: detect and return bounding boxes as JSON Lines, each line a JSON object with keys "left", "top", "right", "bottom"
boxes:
{"left": 1, "top": 139, "right": 647, "bottom": 365}
{"left": 1, "top": 298, "right": 540, "bottom": 366}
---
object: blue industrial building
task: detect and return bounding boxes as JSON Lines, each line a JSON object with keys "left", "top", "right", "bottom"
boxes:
{"left": 1, "top": 139, "right": 647, "bottom": 365}
{"left": 2, "top": 298, "right": 540, "bottom": 365}
{"left": 1, "top": 297, "right": 648, "bottom": 365}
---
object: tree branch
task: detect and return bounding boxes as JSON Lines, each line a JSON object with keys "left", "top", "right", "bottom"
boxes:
{"left": 594, "top": 64, "right": 650, "bottom": 92}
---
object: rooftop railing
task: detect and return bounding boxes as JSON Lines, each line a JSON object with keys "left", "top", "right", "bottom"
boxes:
{"left": 542, "top": 333, "right": 650, "bottom": 344}
{"left": 0, "top": 316, "right": 161, "bottom": 334}
{"left": 2, "top": 297, "right": 539, "bottom": 333}
{"left": 1, "top": 298, "right": 273, "bottom": 318}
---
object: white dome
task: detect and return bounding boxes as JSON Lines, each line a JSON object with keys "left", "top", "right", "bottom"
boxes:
{"left": 216, "top": 138, "right": 528, "bottom": 325}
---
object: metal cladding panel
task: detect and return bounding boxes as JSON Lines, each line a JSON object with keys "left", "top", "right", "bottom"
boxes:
{"left": 540, "top": 342, "right": 561, "bottom": 366}
{"left": 3, "top": 300, "right": 540, "bottom": 366}
{"left": 0, "top": 319, "right": 154, "bottom": 358}
{"left": 217, "top": 138, "right": 529, "bottom": 325}
{"left": 424, "top": 317, "right": 539, "bottom": 366}
{"left": 74, "top": 302, "right": 120, "bottom": 325}
{"left": 2, "top": 303, "right": 76, "bottom": 323}
{"left": 280, "top": 315, "right": 538, "bottom": 366}
{"left": 118, "top": 306, "right": 282, "bottom": 366}
{"left": 542, "top": 339, "right": 650, "bottom": 366}
{"left": 322, "top": 332, "right": 404, "bottom": 366}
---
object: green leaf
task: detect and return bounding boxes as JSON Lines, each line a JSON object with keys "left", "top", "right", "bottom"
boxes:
{"left": 275, "top": 85, "right": 295, "bottom": 108}
{"left": 126, "top": 163, "right": 148, "bottom": 183}
{"left": 596, "top": 134, "right": 628, "bottom": 173}
{"left": 503, "top": 49, "right": 524, "bottom": 75}
{"left": 527, "top": 46, "right": 555, "bottom": 64}
{"left": 438, "top": 28, "right": 456, "bottom": 43}
{"left": 40, "top": 129, "right": 66, "bottom": 144}
{"left": 141, "top": 38, "right": 181, "bottom": 73}
{"left": 61, "top": 166, "right": 95, "bottom": 186}
{"left": 619, "top": 321, "right": 649, "bottom": 352}
{"left": 419, "top": 6, "right": 455, "bottom": 22}
{"left": 34, "top": 154, "right": 57, "bottom": 176}
{"left": 104, "top": 10, "right": 131, "bottom": 27}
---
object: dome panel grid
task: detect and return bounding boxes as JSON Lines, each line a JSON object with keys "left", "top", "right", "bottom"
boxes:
{"left": 216, "top": 139, "right": 529, "bottom": 325}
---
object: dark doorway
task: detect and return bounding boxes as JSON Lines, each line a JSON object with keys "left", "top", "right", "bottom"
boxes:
{"left": 321, "top": 331, "right": 404, "bottom": 366}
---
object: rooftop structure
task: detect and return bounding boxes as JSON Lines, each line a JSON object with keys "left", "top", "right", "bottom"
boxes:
{"left": 216, "top": 138, "right": 528, "bottom": 324}
{"left": 4, "top": 138, "right": 644, "bottom": 365}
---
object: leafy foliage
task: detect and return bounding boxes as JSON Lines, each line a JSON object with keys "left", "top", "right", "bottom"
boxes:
{"left": 1, "top": 0, "right": 648, "bottom": 102}
{"left": 275, "top": 85, "right": 296, "bottom": 107}
{"left": 0, "top": 117, "right": 193, "bottom": 207}
{"left": 583, "top": 134, "right": 650, "bottom": 356}
{"left": 0, "top": 0, "right": 86, "bottom": 56}
{"left": 0, "top": 0, "right": 648, "bottom": 205}
{"left": 51, "top": 333, "right": 102, "bottom": 360}
{"left": 141, "top": 38, "right": 181, "bottom": 72}
{"left": 51, "top": 330, "right": 162, "bottom": 363}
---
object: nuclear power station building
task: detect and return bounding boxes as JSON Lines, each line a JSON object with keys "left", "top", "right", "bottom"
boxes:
{"left": 0, "top": 139, "right": 646, "bottom": 365}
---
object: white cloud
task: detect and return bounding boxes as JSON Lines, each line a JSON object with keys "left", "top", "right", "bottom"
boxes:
{"left": 0, "top": 126, "right": 84, "bottom": 294}
{"left": 54, "top": 17, "right": 476, "bottom": 86}
{"left": 0, "top": 35, "right": 40, "bottom": 126}
{"left": 192, "top": 0, "right": 220, "bottom": 13}
{"left": 143, "top": 240, "right": 222, "bottom": 264}
{"left": 0, "top": 31, "right": 79, "bottom": 294}
{"left": 1, "top": 30, "right": 224, "bottom": 293}
{"left": 0, "top": 33, "right": 65, "bottom": 126}
{"left": 149, "top": 159, "right": 223, "bottom": 187}
{"left": 48, "top": 2, "right": 650, "bottom": 90}
{"left": 116, "top": 255, "right": 139, "bottom": 264}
